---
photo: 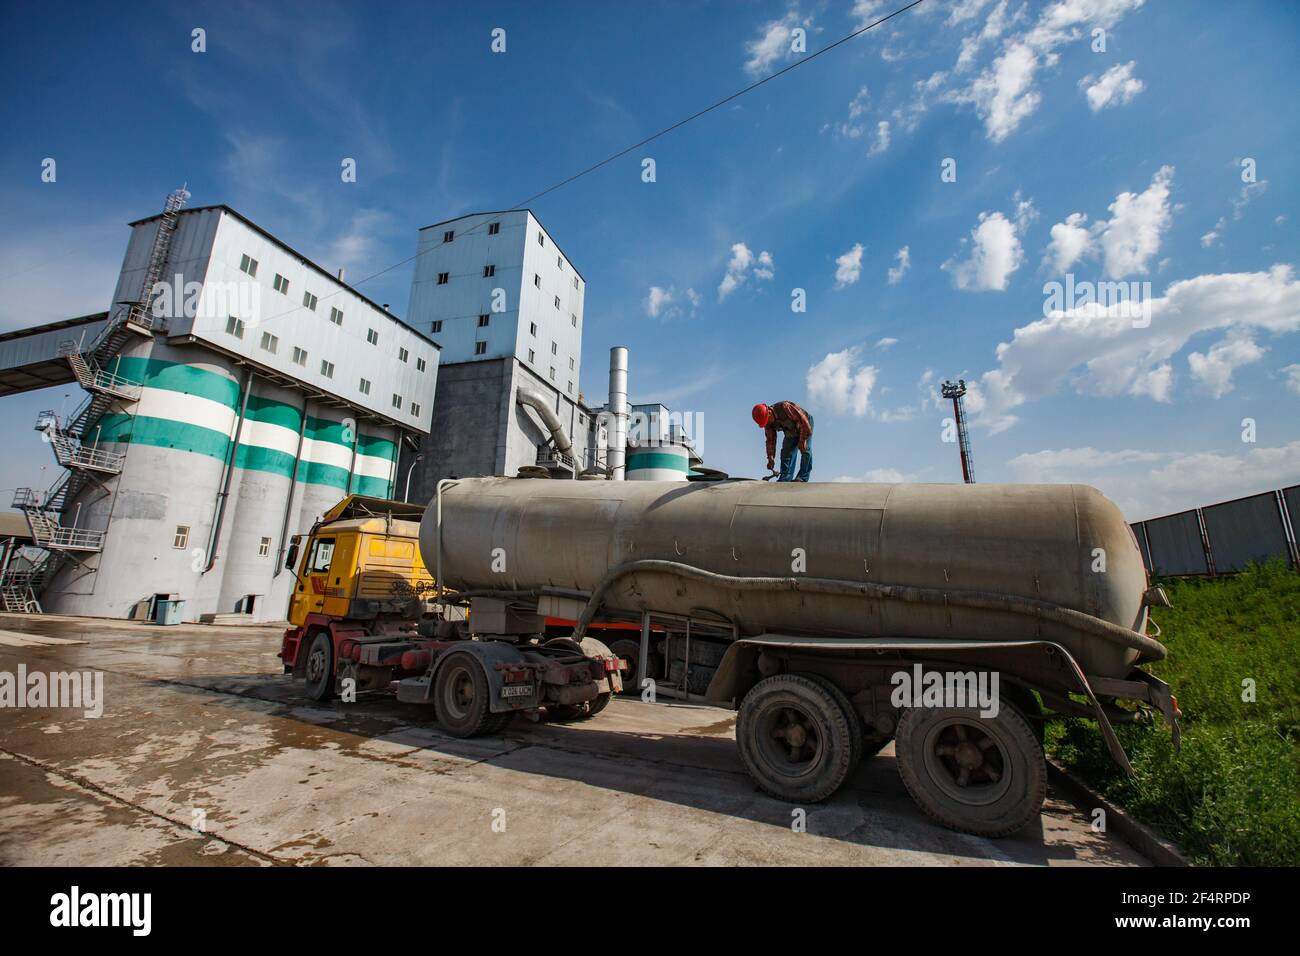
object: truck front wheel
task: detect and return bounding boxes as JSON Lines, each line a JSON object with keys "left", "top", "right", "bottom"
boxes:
{"left": 434, "top": 652, "right": 495, "bottom": 738}
{"left": 736, "top": 674, "right": 856, "bottom": 803}
{"left": 304, "top": 631, "right": 335, "bottom": 702}
{"left": 894, "top": 702, "right": 1045, "bottom": 837}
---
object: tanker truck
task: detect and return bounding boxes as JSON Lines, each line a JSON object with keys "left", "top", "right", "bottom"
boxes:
{"left": 280, "top": 480, "right": 1178, "bottom": 837}
{"left": 413, "top": 476, "right": 1180, "bottom": 838}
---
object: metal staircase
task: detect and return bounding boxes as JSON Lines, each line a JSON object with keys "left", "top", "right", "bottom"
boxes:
{"left": 5, "top": 187, "right": 189, "bottom": 613}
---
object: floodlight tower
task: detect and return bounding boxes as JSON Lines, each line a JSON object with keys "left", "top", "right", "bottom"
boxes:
{"left": 941, "top": 379, "right": 975, "bottom": 484}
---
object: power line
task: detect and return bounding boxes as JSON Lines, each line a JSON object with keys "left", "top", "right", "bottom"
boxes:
{"left": 248, "top": 0, "right": 929, "bottom": 330}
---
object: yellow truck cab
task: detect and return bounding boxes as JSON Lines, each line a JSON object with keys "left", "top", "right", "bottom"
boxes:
{"left": 285, "top": 495, "right": 432, "bottom": 626}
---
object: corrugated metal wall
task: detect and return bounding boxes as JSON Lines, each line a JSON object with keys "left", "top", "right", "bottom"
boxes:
{"left": 1130, "top": 486, "right": 1299, "bottom": 576}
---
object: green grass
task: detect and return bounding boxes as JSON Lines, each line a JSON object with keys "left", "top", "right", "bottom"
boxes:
{"left": 1045, "top": 560, "right": 1300, "bottom": 866}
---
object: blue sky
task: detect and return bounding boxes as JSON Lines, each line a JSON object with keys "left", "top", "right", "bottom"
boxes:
{"left": 1, "top": 0, "right": 1297, "bottom": 518}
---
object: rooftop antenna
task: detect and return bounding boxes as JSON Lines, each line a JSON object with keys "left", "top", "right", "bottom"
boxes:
{"left": 941, "top": 379, "right": 975, "bottom": 484}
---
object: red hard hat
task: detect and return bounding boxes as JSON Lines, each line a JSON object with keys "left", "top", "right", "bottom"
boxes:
{"left": 752, "top": 403, "right": 772, "bottom": 427}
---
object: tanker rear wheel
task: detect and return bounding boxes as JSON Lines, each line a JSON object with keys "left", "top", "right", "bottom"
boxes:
{"left": 736, "top": 674, "right": 856, "bottom": 804}
{"left": 434, "top": 652, "right": 495, "bottom": 738}
{"left": 894, "top": 702, "right": 1045, "bottom": 837}
{"left": 608, "top": 638, "right": 656, "bottom": 696}
{"left": 303, "top": 631, "right": 335, "bottom": 702}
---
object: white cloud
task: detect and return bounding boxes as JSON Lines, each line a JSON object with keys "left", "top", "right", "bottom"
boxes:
{"left": 1281, "top": 364, "right": 1300, "bottom": 394}
{"left": 718, "top": 242, "right": 774, "bottom": 301}
{"left": 876, "top": 336, "right": 898, "bottom": 349}
{"left": 942, "top": 209, "right": 1026, "bottom": 291}
{"left": 947, "top": 0, "right": 1145, "bottom": 141}
{"left": 834, "top": 243, "right": 864, "bottom": 289}
{"left": 1043, "top": 212, "right": 1092, "bottom": 273}
{"left": 1187, "top": 334, "right": 1265, "bottom": 397}
{"left": 887, "top": 245, "right": 912, "bottom": 285}
{"left": 1097, "top": 165, "right": 1174, "bottom": 278}
{"left": 850, "top": 0, "right": 889, "bottom": 29}
{"left": 1007, "top": 440, "right": 1300, "bottom": 521}
{"left": 832, "top": 467, "right": 913, "bottom": 483}
{"left": 645, "top": 286, "right": 673, "bottom": 318}
{"left": 1080, "top": 61, "right": 1144, "bottom": 111}
{"left": 969, "top": 265, "right": 1300, "bottom": 432}
{"left": 868, "top": 120, "right": 891, "bottom": 155}
{"left": 744, "top": 8, "right": 809, "bottom": 77}
{"left": 807, "top": 347, "right": 878, "bottom": 417}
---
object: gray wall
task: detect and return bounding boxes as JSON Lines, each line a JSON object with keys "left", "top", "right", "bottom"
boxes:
{"left": 1131, "top": 487, "right": 1298, "bottom": 576}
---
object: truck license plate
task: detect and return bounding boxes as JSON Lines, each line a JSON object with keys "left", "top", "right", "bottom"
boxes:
{"left": 500, "top": 684, "right": 532, "bottom": 699}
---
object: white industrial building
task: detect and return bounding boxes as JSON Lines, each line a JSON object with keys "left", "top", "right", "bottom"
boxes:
{"left": 0, "top": 195, "right": 439, "bottom": 622}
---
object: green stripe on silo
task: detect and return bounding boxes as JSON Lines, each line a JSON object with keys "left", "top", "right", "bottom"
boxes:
{"left": 234, "top": 444, "right": 297, "bottom": 477}
{"left": 301, "top": 460, "right": 351, "bottom": 489}
{"left": 357, "top": 434, "right": 396, "bottom": 461}
{"left": 626, "top": 451, "right": 689, "bottom": 472}
{"left": 306, "top": 417, "right": 353, "bottom": 446}
{"left": 353, "top": 475, "right": 394, "bottom": 497}
{"left": 112, "top": 357, "right": 240, "bottom": 408}
{"left": 245, "top": 394, "right": 302, "bottom": 431}
{"left": 96, "top": 413, "right": 231, "bottom": 460}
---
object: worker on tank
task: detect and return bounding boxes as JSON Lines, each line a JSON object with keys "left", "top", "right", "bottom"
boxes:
{"left": 752, "top": 400, "right": 814, "bottom": 482}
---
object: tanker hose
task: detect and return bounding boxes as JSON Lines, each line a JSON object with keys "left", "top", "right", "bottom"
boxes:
{"left": 570, "top": 559, "right": 1167, "bottom": 661}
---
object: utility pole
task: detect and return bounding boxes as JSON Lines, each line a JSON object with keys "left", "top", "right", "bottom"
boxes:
{"left": 941, "top": 379, "right": 975, "bottom": 484}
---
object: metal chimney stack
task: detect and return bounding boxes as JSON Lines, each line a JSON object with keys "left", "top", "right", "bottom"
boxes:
{"left": 607, "top": 346, "right": 628, "bottom": 481}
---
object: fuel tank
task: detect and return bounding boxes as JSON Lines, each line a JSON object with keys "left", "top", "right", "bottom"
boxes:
{"left": 421, "top": 478, "right": 1152, "bottom": 678}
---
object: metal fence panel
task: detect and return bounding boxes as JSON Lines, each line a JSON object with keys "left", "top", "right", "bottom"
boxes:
{"left": 1283, "top": 485, "right": 1300, "bottom": 558}
{"left": 1129, "top": 521, "right": 1154, "bottom": 573}
{"left": 1143, "top": 510, "right": 1208, "bottom": 576}
{"left": 1202, "top": 492, "right": 1291, "bottom": 572}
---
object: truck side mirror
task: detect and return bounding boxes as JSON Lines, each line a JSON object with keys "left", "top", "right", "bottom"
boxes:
{"left": 285, "top": 537, "right": 300, "bottom": 572}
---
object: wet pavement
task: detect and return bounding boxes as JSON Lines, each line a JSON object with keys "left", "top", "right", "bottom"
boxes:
{"left": 0, "top": 613, "right": 1149, "bottom": 866}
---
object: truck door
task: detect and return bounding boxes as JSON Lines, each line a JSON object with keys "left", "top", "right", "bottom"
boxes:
{"left": 298, "top": 536, "right": 338, "bottom": 617}
{"left": 321, "top": 534, "right": 356, "bottom": 619}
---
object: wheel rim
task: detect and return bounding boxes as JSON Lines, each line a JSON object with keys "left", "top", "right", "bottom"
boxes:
{"left": 305, "top": 643, "right": 327, "bottom": 684}
{"left": 921, "top": 716, "right": 1012, "bottom": 806}
{"left": 441, "top": 663, "right": 476, "bottom": 722}
{"left": 754, "top": 701, "right": 824, "bottom": 778}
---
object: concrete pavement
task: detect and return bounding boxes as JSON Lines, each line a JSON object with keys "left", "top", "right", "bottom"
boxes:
{"left": 0, "top": 613, "right": 1148, "bottom": 866}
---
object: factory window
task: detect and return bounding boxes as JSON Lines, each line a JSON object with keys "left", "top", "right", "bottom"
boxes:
{"left": 574, "top": 276, "right": 580, "bottom": 290}
{"left": 474, "top": 342, "right": 487, "bottom": 356}
{"left": 537, "top": 232, "right": 544, "bottom": 247}
{"left": 320, "top": 359, "right": 334, "bottom": 378}
{"left": 571, "top": 313, "right": 577, "bottom": 327}
{"left": 483, "top": 264, "right": 495, "bottom": 278}
{"left": 551, "top": 341, "right": 558, "bottom": 355}
{"left": 367, "top": 328, "right": 379, "bottom": 345}
{"left": 239, "top": 253, "right": 258, "bottom": 277}
{"left": 569, "top": 356, "right": 575, "bottom": 370}
{"left": 534, "top": 273, "right": 540, "bottom": 288}
{"left": 399, "top": 347, "right": 409, "bottom": 362}
{"left": 549, "top": 367, "right": 556, "bottom": 380}
{"left": 557, "top": 255, "right": 563, "bottom": 270}
{"left": 274, "top": 273, "right": 289, "bottom": 295}
{"left": 226, "top": 316, "right": 245, "bottom": 339}
{"left": 329, "top": 307, "right": 343, "bottom": 326}
{"left": 172, "top": 525, "right": 189, "bottom": 550}
{"left": 260, "top": 331, "right": 278, "bottom": 354}
{"left": 443, "top": 230, "right": 455, "bottom": 243}
{"left": 430, "top": 320, "right": 442, "bottom": 334}
{"left": 359, "top": 377, "right": 371, "bottom": 395}
{"left": 527, "top": 348, "right": 535, "bottom": 363}
{"left": 553, "top": 295, "right": 560, "bottom": 309}
{"left": 567, "top": 381, "right": 573, "bottom": 394}
{"left": 302, "top": 290, "right": 318, "bottom": 311}
{"left": 488, "top": 221, "right": 500, "bottom": 235}
{"left": 416, "top": 357, "right": 427, "bottom": 372}
{"left": 437, "top": 272, "right": 449, "bottom": 285}
{"left": 477, "top": 314, "right": 490, "bottom": 328}
{"left": 529, "top": 322, "right": 537, "bottom": 336}
{"left": 392, "top": 394, "right": 403, "bottom": 410}
{"left": 258, "top": 536, "right": 271, "bottom": 557}
{"left": 292, "top": 347, "right": 308, "bottom": 367}
{"left": 411, "top": 402, "right": 421, "bottom": 417}
{"left": 578, "top": 414, "right": 586, "bottom": 425}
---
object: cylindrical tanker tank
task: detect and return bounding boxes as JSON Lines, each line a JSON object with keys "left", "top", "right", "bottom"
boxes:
{"left": 421, "top": 477, "right": 1154, "bottom": 679}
